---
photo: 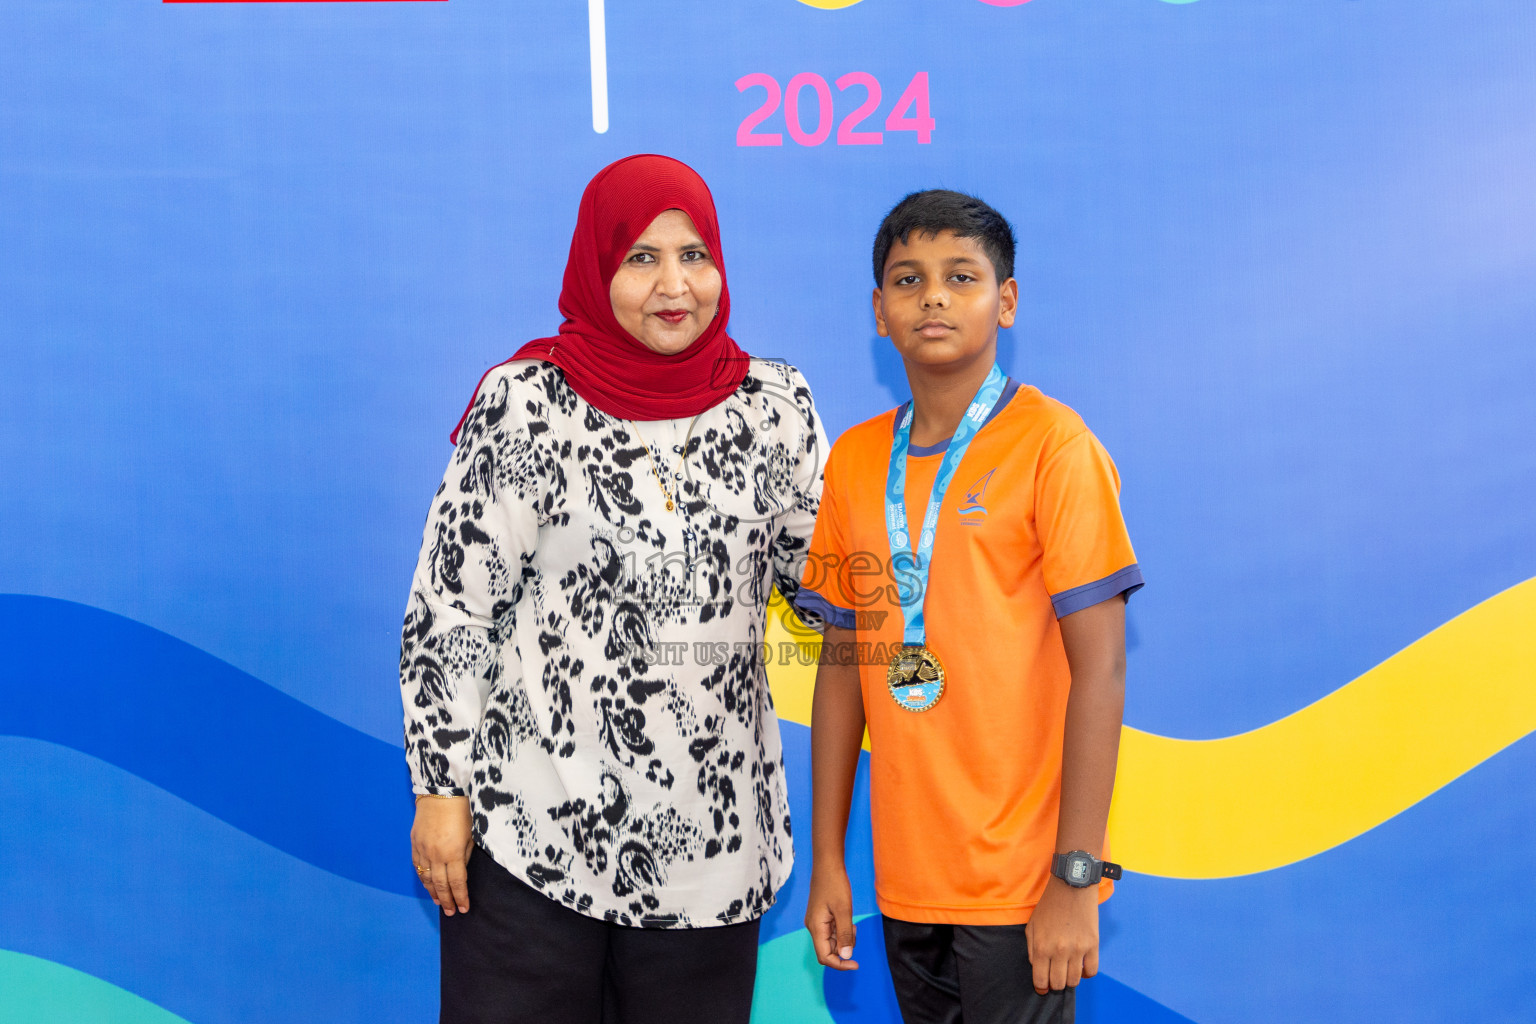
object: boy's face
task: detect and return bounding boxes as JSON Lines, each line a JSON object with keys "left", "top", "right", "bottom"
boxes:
{"left": 873, "top": 230, "right": 1017, "bottom": 370}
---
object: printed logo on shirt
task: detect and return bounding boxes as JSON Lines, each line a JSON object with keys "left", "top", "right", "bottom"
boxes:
{"left": 957, "top": 468, "right": 996, "bottom": 526}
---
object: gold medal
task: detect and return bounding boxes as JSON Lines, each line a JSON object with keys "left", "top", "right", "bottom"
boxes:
{"left": 887, "top": 645, "right": 945, "bottom": 712}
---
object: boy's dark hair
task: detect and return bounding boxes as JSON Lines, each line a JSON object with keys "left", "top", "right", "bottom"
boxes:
{"left": 872, "top": 190, "right": 1016, "bottom": 285}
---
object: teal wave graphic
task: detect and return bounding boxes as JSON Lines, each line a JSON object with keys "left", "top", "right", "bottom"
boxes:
{"left": 0, "top": 950, "right": 193, "bottom": 1024}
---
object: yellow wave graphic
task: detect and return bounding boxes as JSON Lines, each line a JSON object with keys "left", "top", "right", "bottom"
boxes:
{"left": 795, "top": 0, "right": 866, "bottom": 7}
{"left": 766, "top": 576, "right": 1536, "bottom": 879}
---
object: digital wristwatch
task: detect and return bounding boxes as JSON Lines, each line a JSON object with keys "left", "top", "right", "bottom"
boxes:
{"left": 1051, "top": 850, "right": 1123, "bottom": 888}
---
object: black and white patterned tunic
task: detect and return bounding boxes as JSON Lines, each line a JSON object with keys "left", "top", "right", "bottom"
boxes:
{"left": 400, "top": 359, "right": 823, "bottom": 927}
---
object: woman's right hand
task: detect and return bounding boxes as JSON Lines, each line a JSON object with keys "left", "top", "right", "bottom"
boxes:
{"left": 411, "top": 795, "right": 473, "bottom": 915}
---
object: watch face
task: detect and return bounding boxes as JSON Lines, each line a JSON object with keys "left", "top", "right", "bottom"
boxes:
{"left": 1069, "top": 855, "right": 1091, "bottom": 884}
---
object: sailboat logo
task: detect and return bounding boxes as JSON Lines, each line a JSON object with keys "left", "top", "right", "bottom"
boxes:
{"left": 957, "top": 468, "right": 995, "bottom": 525}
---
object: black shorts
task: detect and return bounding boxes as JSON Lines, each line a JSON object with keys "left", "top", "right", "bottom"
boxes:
{"left": 439, "top": 844, "right": 761, "bottom": 1024}
{"left": 883, "top": 916, "right": 1074, "bottom": 1024}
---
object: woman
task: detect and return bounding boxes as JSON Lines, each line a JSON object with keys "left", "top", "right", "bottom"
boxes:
{"left": 399, "top": 154, "right": 823, "bottom": 1024}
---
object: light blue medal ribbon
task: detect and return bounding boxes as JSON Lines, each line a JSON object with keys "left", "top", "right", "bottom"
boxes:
{"left": 884, "top": 362, "right": 1008, "bottom": 711}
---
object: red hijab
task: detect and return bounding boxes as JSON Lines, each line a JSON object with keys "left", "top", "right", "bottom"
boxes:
{"left": 450, "top": 154, "right": 750, "bottom": 443}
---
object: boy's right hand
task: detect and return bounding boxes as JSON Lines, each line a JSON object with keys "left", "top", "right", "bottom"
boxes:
{"left": 805, "top": 860, "right": 859, "bottom": 970}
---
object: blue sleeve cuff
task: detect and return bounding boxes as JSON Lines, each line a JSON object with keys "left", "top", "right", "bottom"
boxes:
{"left": 1050, "top": 564, "right": 1145, "bottom": 619}
{"left": 792, "top": 588, "right": 857, "bottom": 632}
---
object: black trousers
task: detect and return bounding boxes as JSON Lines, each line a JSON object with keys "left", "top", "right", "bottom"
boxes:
{"left": 883, "top": 917, "right": 1074, "bottom": 1024}
{"left": 440, "top": 845, "right": 761, "bottom": 1024}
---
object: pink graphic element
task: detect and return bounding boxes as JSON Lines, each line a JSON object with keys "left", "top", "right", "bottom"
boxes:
{"left": 885, "top": 72, "right": 935, "bottom": 144}
{"left": 785, "top": 73, "right": 834, "bottom": 147}
{"left": 976, "top": 0, "right": 1034, "bottom": 6}
{"left": 735, "top": 74, "right": 784, "bottom": 147}
{"left": 835, "top": 73, "right": 884, "bottom": 145}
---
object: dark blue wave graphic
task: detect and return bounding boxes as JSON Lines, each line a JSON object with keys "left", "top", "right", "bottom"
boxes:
{"left": 0, "top": 593, "right": 1200, "bottom": 1023}
{"left": 0, "top": 594, "right": 419, "bottom": 898}
{"left": 1, "top": 737, "right": 438, "bottom": 1024}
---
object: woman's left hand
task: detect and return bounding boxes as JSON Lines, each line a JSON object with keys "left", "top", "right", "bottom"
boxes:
{"left": 411, "top": 795, "right": 474, "bottom": 915}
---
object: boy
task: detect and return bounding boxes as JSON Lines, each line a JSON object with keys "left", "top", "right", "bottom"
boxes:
{"left": 796, "top": 191, "right": 1142, "bottom": 1024}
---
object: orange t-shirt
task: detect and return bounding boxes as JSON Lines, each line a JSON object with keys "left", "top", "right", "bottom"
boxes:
{"left": 795, "top": 380, "right": 1142, "bottom": 924}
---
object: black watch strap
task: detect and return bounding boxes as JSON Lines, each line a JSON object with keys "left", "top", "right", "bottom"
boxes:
{"left": 1052, "top": 851, "right": 1123, "bottom": 886}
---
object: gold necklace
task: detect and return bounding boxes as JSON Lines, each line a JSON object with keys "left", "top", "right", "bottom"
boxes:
{"left": 630, "top": 417, "right": 698, "bottom": 512}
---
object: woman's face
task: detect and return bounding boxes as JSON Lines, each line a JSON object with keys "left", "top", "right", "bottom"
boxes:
{"left": 609, "top": 210, "right": 722, "bottom": 356}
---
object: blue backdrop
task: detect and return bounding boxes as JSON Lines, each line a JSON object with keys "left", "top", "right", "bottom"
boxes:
{"left": 3, "top": 1, "right": 1535, "bottom": 1022}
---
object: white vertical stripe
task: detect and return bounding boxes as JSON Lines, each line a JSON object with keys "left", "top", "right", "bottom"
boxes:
{"left": 588, "top": 0, "right": 609, "bottom": 134}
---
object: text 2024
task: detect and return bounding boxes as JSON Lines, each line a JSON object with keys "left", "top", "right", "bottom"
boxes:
{"left": 735, "top": 72, "right": 935, "bottom": 147}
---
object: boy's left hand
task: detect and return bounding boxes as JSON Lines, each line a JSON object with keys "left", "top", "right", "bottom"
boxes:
{"left": 1025, "top": 877, "right": 1100, "bottom": 994}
